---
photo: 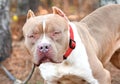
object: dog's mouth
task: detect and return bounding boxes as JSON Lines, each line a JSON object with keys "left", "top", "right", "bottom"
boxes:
{"left": 40, "top": 56, "right": 51, "bottom": 63}
{"left": 34, "top": 55, "right": 61, "bottom": 66}
{"left": 34, "top": 56, "right": 50, "bottom": 66}
{"left": 34, "top": 48, "right": 63, "bottom": 66}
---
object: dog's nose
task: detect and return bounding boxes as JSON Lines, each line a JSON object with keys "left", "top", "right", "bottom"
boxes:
{"left": 38, "top": 43, "right": 50, "bottom": 53}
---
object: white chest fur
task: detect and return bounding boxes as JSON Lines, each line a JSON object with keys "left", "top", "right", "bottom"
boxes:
{"left": 39, "top": 22, "right": 99, "bottom": 84}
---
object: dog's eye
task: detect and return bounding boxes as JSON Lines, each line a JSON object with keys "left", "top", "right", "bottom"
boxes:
{"left": 27, "top": 32, "right": 39, "bottom": 38}
{"left": 54, "top": 31, "right": 61, "bottom": 35}
{"left": 51, "top": 31, "right": 62, "bottom": 40}
{"left": 27, "top": 34, "right": 34, "bottom": 38}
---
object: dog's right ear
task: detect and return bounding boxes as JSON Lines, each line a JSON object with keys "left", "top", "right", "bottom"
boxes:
{"left": 27, "top": 10, "right": 35, "bottom": 19}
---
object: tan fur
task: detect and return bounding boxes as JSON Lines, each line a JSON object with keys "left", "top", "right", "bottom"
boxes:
{"left": 57, "top": 75, "right": 87, "bottom": 84}
{"left": 23, "top": 4, "right": 120, "bottom": 84}
{"left": 23, "top": 14, "right": 69, "bottom": 65}
{"left": 75, "top": 4, "right": 120, "bottom": 84}
{"left": 80, "top": 4, "right": 120, "bottom": 67}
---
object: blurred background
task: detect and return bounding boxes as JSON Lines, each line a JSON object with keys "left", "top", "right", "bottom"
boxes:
{"left": 0, "top": 0, "right": 120, "bottom": 84}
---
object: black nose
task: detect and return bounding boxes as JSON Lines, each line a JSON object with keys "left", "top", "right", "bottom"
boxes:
{"left": 38, "top": 43, "right": 50, "bottom": 53}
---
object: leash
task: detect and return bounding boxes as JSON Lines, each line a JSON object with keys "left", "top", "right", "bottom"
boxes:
{"left": 21, "top": 64, "right": 35, "bottom": 84}
{"left": 63, "top": 25, "right": 76, "bottom": 59}
{"left": 13, "top": 64, "right": 36, "bottom": 84}
{"left": 0, "top": 63, "right": 35, "bottom": 84}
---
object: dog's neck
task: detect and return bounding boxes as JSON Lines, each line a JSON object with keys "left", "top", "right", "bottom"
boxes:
{"left": 63, "top": 24, "right": 76, "bottom": 59}
{"left": 65, "top": 22, "right": 90, "bottom": 67}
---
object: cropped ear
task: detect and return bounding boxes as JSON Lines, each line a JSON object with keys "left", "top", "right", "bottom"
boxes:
{"left": 27, "top": 10, "right": 35, "bottom": 19}
{"left": 52, "top": 6, "right": 69, "bottom": 21}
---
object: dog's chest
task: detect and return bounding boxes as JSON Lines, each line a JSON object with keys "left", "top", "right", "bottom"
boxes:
{"left": 39, "top": 23, "right": 97, "bottom": 83}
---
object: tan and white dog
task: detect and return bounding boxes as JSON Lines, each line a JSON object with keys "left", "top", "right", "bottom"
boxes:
{"left": 23, "top": 4, "right": 120, "bottom": 84}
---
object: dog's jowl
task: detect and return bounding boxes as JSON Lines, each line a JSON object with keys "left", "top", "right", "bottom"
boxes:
{"left": 23, "top": 5, "right": 120, "bottom": 84}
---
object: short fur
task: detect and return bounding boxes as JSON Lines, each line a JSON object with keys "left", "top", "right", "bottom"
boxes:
{"left": 23, "top": 5, "right": 120, "bottom": 84}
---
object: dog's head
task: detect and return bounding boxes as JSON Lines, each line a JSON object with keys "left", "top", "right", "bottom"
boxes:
{"left": 23, "top": 7, "right": 70, "bottom": 66}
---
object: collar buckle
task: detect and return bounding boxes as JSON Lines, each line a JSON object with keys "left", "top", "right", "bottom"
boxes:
{"left": 69, "top": 39, "right": 76, "bottom": 49}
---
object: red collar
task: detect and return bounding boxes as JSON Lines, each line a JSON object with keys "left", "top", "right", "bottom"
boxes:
{"left": 63, "top": 25, "right": 76, "bottom": 59}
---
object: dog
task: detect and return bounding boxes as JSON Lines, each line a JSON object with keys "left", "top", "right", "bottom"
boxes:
{"left": 23, "top": 4, "right": 120, "bottom": 84}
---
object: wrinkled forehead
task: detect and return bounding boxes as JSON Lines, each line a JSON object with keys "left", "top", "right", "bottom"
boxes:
{"left": 23, "top": 14, "right": 68, "bottom": 34}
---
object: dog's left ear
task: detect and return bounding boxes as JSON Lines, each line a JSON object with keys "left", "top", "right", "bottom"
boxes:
{"left": 27, "top": 10, "right": 35, "bottom": 19}
{"left": 52, "top": 6, "right": 69, "bottom": 21}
